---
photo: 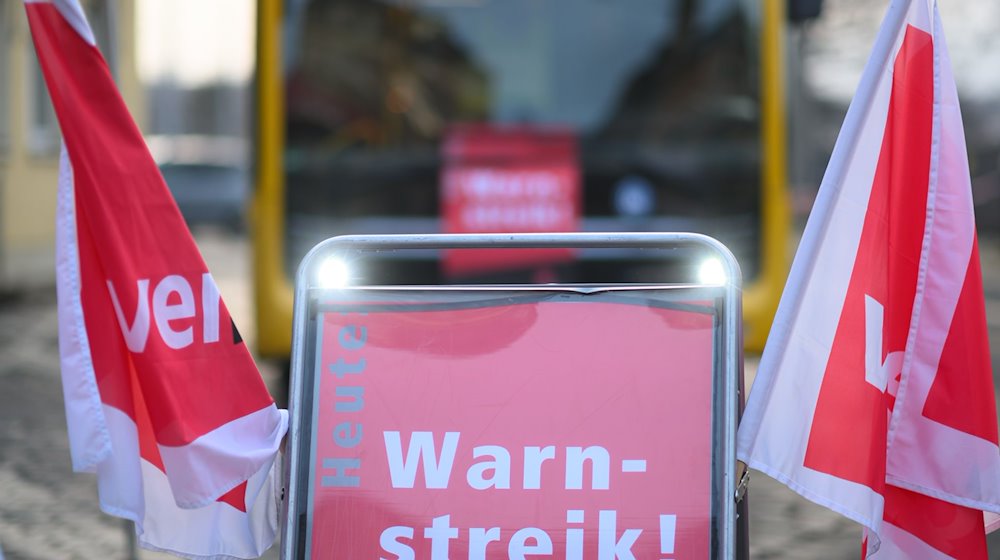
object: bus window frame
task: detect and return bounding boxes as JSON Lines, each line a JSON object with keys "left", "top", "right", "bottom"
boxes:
{"left": 251, "top": 0, "right": 791, "bottom": 359}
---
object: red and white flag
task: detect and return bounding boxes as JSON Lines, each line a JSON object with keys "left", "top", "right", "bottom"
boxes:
{"left": 25, "top": 1, "right": 288, "bottom": 558}
{"left": 737, "top": 0, "right": 1000, "bottom": 557}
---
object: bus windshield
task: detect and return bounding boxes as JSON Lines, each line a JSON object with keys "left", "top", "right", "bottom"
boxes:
{"left": 282, "top": 0, "right": 761, "bottom": 283}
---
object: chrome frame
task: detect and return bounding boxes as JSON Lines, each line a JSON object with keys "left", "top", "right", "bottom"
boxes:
{"left": 282, "top": 232, "right": 744, "bottom": 559}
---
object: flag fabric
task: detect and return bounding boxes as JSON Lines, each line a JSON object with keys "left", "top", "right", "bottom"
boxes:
{"left": 737, "top": 0, "right": 1000, "bottom": 557}
{"left": 25, "top": 1, "right": 288, "bottom": 558}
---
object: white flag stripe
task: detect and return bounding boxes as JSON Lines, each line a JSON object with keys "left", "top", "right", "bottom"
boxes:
{"left": 95, "top": 406, "right": 281, "bottom": 558}
{"left": 158, "top": 406, "right": 289, "bottom": 509}
{"left": 94, "top": 406, "right": 145, "bottom": 525}
{"left": 54, "top": 145, "right": 109, "bottom": 473}
{"left": 742, "top": 414, "right": 886, "bottom": 530}
{"left": 138, "top": 459, "right": 280, "bottom": 560}
{"left": 873, "top": 522, "right": 953, "bottom": 560}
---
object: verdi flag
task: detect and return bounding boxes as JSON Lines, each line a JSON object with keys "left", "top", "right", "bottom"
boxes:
{"left": 25, "top": 0, "right": 288, "bottom": 558}
{"left": 737, "top": 0, "right": 1000, "bottom": 557}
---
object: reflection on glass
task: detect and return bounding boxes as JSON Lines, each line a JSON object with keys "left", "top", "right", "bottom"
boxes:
{"left": 283, "top": 0, "right": 761, "bottom": 284}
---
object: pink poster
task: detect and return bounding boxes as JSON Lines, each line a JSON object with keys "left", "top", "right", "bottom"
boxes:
{"left": 309, "top": 295, "right": 716, "bottom": 558}
{"left": 440, "top": 126, "right": 580, "bottom": 277}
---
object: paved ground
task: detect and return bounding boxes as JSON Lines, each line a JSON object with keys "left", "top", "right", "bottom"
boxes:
{"left": 1, "top": 227, "right": 999, "bottom": 559}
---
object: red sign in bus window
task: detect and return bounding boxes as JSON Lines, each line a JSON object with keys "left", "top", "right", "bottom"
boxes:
{"left": 306, "top": 292, "right": 716, "bottom": 559}
{"left": 441, "top": 126, "right": 581, "bottom": 277}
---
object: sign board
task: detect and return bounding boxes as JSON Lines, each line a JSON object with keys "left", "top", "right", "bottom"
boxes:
{"left": 441, "top": 126, "right": 580, "bottom": 276}
{"left": 283, "top": 234, "right": 744, "bottom": 559}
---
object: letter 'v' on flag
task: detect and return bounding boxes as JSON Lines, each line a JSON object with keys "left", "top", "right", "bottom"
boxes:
{"left": 737, "top": 0, "right": 1000, "bottom": 557}
{"left": 24, "top": 1, "right": 288, "bottom": 558}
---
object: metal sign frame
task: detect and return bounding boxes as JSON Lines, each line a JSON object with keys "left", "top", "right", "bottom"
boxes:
{"left": 281, "top": 232, "right": 745, "bottom": 559}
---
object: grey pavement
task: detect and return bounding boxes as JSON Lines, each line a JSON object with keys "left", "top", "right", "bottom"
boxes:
{"left": 1, "top": 228, "right": 1000, "bottom": 558}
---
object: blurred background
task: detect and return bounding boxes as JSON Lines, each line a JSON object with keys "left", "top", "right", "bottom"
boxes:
{"left": 0, "top": 0, "right": 998, "bottom": 558}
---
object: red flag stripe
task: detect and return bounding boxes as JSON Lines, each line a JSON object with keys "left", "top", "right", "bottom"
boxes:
{"left": 803, "top": 24, "right": 933, "bottom": 490}
{"left": 921, "top": 237, "right": 998, "bottom": 443}
{"left": 882, "top": 484, "right": 987, "bottom": 558}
